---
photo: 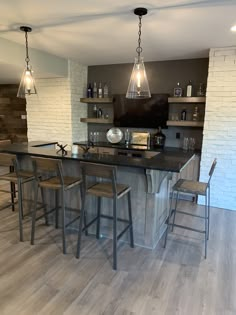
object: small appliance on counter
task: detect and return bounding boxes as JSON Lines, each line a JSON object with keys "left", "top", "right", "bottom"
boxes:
{"left": 152, "top": 127, "right": 166, "bottom": 148}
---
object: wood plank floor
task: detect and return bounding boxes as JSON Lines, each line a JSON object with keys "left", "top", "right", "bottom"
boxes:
{"left": 0, "top": 188, "right": 235, "bottom": 315}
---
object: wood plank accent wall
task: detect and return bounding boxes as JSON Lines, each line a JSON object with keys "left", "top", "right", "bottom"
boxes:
{"left": 0, "top": 84, "right": 27, "bottom": 143}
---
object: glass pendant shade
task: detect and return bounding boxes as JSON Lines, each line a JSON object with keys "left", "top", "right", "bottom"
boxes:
{"left": 126, "top": 57, "right": 151, "bottom": 99}
{"left": 17, "top": 66, "right": 37, "bottom": 98}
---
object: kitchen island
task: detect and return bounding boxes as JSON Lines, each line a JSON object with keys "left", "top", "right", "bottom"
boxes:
{"left": 0, "top": 141, "right": 196, "bottom": 249}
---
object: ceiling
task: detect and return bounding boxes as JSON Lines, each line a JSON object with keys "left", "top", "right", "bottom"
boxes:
{"left": 0, "top": 0, "right": 236, "bottom": 83}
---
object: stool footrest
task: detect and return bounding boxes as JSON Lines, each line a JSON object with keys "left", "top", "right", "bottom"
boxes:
{"left": 117, "top": 223, "right": 132, "bottom": 240}
{"left": 65, "top": 214, "right": 80, "bottom": 228}
{"left": 35, "top": 206, "right": 57, "bottom": 221}
{"left": 171, "top": 223, "right": 205, "bottom": 234}
{"left": 100, "top": 214, "right": 129, "bottom": 224}
{"left": 83, "top": 215, "right": 99, "bottom": 231}
{"left": 173, "top": 210, "right": 206, "bottom": 219}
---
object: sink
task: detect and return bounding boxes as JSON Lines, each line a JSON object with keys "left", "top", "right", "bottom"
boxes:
{"left": 116, "top": 149, "right": 159, "bottom": 159}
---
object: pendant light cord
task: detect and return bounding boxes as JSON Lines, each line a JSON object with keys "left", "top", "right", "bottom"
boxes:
{"left": 24, "top": 30, "right": 30, "bottom": 68}
{"left": 136, "top": 15, "right": 143, "bottom": 61}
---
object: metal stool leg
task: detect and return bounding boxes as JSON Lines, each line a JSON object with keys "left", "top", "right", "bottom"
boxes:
{"left": 171, "top": 191, "right": 179, "bottom": 232}
{"left": 17, "top": 179, "right": 24, "bottom": 242}
{"left": 204, "top": 194, "right": 208, "bottom": 259}
{"left": 76, "top": 192, "right": 86, "bottom": 258}
{"left": 127, "top": 191, "right": 134, "bottom": 248}
{"left": 80, "top": 185, "right": 88, "bottom": 236}
{"left": 207, "top": 186, "right": 210, "bottom": 240}
{"left": 96, "top": 196, "right": 101, "bottom": 239}
{"left": 113, "top": 197, "right": 117, "bottom": 270}
{"left": 164, "top": 189, "right": 174, "bottom": 248}
{"left": 40, "top": 186, "right": 49, "bottom": 226}
{"left": 61, "top": 188, "right": 66, "bottom": 254}
{"left": 10, "top": 182, "right": 15, "bottom": 212}
{"left": 55, "top": 190, "right": 59, "bottom": 229}
{"left": 31, "top": 181, "right": 39, "bottom": 245}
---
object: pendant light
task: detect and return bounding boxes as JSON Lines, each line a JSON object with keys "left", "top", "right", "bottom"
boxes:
{"left": 126, "top": 8, "right": 151, "bottom": 99}
{"left": 17, "top": 26, "right": 37, "bottom": 98}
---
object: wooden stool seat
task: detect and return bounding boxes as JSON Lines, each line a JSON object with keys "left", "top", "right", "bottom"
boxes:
{"left": 172, "top": 179, "right": 208, "bottom": 196}
{"left": 76, "top": 162, "right": 134, "bottom": 270}
{"left": 87, "top": 182, "right": 131, "bottom": 199}
{"left": 39, "top": 176, "right": 82, "bottom": 190}
{"left": 0, "top": 170, "right": 34, "bottom": 183}
{"left": 31, "top": 156, "right": 83, "bottom": 254}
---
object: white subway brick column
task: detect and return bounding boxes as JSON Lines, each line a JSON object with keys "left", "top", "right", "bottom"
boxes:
{"left": 199, "top": 47, "right": 236, "bottom": 211}
{"left": 26, "top": 60, "right": 88, "bottom": 145}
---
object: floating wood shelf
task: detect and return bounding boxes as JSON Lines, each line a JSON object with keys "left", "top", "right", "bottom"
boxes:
{"left": 167, "top": 120, "right": 204, "bottom": 127}
{"left": 168, "top": 97, "right": 206, "bottom": 103}
{"left": 80, "top": 97, "right": 113, "bottom": 104}
{"left": 80, "top": 118, "right": 113, "bottom": 124}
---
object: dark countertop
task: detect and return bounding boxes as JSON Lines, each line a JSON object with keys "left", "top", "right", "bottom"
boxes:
{"left": 0, "top": 141, "right": 195, "bottom": 173}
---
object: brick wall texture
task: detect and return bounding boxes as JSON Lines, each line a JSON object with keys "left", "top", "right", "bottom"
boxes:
{"left": 26, "top": 60, "right": 88, "bottom": 145}
{"left": 199, "top": 47, "right": 236, "bottom": 211}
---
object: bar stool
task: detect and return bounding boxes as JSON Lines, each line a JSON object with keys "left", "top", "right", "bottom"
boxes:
{"left": 30, "top": 156, "right": 83, "bottom": 254}
{"left": 0, "top": 140, "right": 15, "bottom": 212}
{"left": 0, "top": 152, "right": 35, "bottom": 241}
{"left": 164, "top": 158, "right": 217, "bottom": 258}
{"left": 76, "top": 162, "right": 134, "bottom": 270}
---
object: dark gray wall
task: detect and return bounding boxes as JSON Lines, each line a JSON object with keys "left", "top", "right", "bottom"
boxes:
{"left": 87, "top": 58, "right": 209, "bottom": 149}
{"left": 88, "top": 58, "right": 209, "bottom": 96}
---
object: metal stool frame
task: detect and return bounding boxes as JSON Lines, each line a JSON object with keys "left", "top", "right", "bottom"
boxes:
{"left": 76, "top": 162, "right": 134, "bottom": 270}
{"left": 164, "top": 158, "right": 217, "bottom": 258}
{"left": 30, "top": 156, "right": 83, "bottom": 254}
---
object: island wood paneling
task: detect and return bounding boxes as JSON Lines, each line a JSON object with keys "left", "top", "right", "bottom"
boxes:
{"left": 0, "top": 84, "right": 27, "bottom": 143}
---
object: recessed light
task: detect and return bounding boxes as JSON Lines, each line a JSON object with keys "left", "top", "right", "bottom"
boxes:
{"left": 231, "top": 25, "right": 236, "bottom": 32}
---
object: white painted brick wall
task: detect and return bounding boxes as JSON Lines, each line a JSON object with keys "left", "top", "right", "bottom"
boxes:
{"left": 69, "top": 60, "right": 88, "bottom": 142}
{"left": 26, "top": 60, "right": 88, "bottom": 145}
{"left": 199, "top": 47, "right": 236, "bottom": 211}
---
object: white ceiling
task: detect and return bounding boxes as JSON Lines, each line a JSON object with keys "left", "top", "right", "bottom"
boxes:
{"left": 0, "top": 0, "right": 236, "bottom": 83}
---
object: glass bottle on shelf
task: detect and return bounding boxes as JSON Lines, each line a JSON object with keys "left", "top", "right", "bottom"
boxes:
{"left": 186, "top": 80, "right": 193, "bottom": 97}
{"left": 98, "top": 82, "right": 103, "bottom": 98}
{"left": 197, "top": 83, "right": 205, "bottom": 96}
{"left": 87, "top": 83, "right": 93, "bottom": 98}
{"left": 192, "top": 106, "right": 199, "bottom": 121}
{"left": 181, "top": 108, "right": 187, "bottom": 121}
{"left": 93, "top": 82, "right": 97, "bottom": 98}
{"left": 103, "top": 83, "right": 109, "bottom": 97}
{"left": 174, "top": 82, "right": 182, "bottom": 97}
{"left": 93, "top": 104, "right": 97, "bottom": 118}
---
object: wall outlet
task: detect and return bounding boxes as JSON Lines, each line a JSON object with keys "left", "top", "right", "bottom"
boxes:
{"left": 176, "top": 132, "right": 180, "bottom": 139}
{"left": 21, "top": 115, "right": 27, "bottom": 120}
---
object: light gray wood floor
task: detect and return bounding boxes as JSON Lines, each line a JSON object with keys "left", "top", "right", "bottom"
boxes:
{"left": 0, "top": 188, "right": 235, "bottom": 315}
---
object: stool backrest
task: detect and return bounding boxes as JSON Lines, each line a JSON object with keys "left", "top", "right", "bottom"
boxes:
{"left": 31, "top": 156, "right": 64, "bottom": 185}
{"left": 0, "top": 153, "right": 16, "bottom": 167}
{"left": 208, "top": 158, "right": 217, "bottom": 185}
{"left": 80, "top": 162, "right": 117, "bottom": 194}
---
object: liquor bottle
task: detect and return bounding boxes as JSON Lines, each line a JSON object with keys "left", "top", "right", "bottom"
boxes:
{"left": 197, "top": 83, "right": 205, "bottom": 96}
{"left": 186, "top": 80, "right": 193, "bottom": 97}
{"left": 174, "top": 82, "right": 182, "bottom": 97}
{"left": 192, "top": 106, "right": 199, "bottom": 121}
{"left": 87, "top": 83, "right": 92, "bottom": 98}
{"left": 124, "top": 129, "right": 130, "bottom": 146}
{"left": 103, "top": 83, "right": 109, "bottom": 97}
{"left": 93, "top": 104, "right": 97, "bottom": 118}
{"left": 93, "top": 82, "right": 97, "bottom": 98}
{"left": 181, "top": 108, "right": 187, "bottom": 120}
{"left": 98, "top": 82, "right": 103, "bottom": 98}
